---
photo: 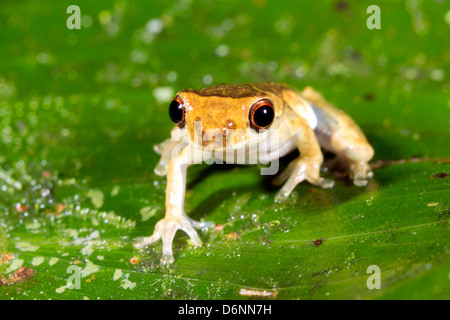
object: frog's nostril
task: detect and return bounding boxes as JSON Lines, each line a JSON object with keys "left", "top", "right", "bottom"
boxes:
{"left": 225, "top": 119, "right": 237, "bottom": 130}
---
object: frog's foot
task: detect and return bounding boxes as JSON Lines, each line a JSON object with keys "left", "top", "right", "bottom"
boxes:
{"left": 273, "top": 157, "right": 334, "bottom": 202}
{"left": 348, "top": 160, "right": 373, "bottom": 187}
{"left": 133, "top": 215, "right": 214, "bottom": 264}
{"left": 323, "top": 157, "right": 373, "bottom": 186}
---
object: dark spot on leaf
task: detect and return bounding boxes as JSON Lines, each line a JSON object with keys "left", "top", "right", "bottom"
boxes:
{"left": 350, "top": 51, "right": 362, "bottom": 61}
{"left": 432, "top": 172, "right": 449, "bottom": 179}
{"left": 364, "top": 93, "right": 375, "bottom": 101}
{"left": 334, "top": 1, "right": 348, "bottom": 11}
{"left": 313, "top": 238, "right": 325, "bottom": 247}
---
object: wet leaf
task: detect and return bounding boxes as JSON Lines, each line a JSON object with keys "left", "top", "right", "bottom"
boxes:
{"left": 0, "top": 0, "right": 449, "bottom": 300}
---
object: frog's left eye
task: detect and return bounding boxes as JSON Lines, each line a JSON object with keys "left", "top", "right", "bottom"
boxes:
{"left": 169, "top": 97, "right": 185, "bottom": 128}
{"left": 249, "top": 99, "right": 275, "bottom": 131}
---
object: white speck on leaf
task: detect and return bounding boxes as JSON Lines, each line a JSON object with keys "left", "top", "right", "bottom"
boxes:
{"left": 55, "top": 285, "right": 68, "bottom": 293}
{"left": 111, "top": 185, "right": 120, "bottom": 196}
{"left": 215, "top": 44, "right": 230, "bottom": 57}
{"left": 31, "top": 257, "right": 45, "bottom": 266}
{"left": 26, "top": 221, "right": 41, "bottom": 230}
{"left": 16, "top": 241, "right": 39, "bottom": 252}
{"left": 8, "top": 258, "right": 24, "bottom": 273}
{"left": 140, "top": 206, "right": 158, "bottom": 221}
{"left": 113, "top": 268, "right": 123, "bottom": 281}
{"left": 81, "top": 260, "right": 99, "bottom": 278}
{"left": 120, "top": 278, "right": 136, "bottom": 290}
{"left": 87, "top": 189, "right": 104, "bottom": 208}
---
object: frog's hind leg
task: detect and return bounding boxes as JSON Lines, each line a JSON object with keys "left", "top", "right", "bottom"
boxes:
{"left": 302, "top": 87, "right": 374, "bottom": 186}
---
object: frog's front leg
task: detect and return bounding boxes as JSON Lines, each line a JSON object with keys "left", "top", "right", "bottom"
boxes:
{"left": 273, "top": 118, "right": 334, "bottom": 202}
{"left": 134, "top": 145, "right": 213, "bottom": 264}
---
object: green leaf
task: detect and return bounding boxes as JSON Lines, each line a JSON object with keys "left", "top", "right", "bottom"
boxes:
{"left": 0, "top": 0, "right": 449, "bottom": 300}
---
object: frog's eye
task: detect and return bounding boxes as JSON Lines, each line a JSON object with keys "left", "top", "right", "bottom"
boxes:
{"left": 249, "top": 99, "right": 275, "bottom": 131}
{"left": 169, "top": 97, "right": 185, "bottom": 128}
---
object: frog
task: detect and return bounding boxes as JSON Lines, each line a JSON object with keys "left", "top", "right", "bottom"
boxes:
{"left": 134, "top": 82, "right": 374, "bottom": 264}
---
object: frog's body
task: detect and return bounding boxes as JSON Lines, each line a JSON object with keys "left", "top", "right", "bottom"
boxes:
{"left": 134, "top": 82, "right": 374, "bottom": 264}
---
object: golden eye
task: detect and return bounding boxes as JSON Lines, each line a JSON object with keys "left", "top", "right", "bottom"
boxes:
{"left": 249, "top": 99, "right": 275, "bottom": 131}
{"left": 169, "top": 97, "right": 185, "bottom": 128}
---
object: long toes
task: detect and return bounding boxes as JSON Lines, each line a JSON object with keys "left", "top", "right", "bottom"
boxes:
{"left": 184, "top": 228, "right": 202, "bottom": 247}
{"left": 312, "top": 177, "right": 335, "bottom": 189}
{"left": 272, "top": 162, "right": 296, "bottom": 186}
{"left": 160, "top": 226, "right": 177, "bottom": 264}
{"left": 154, "top": 164, "right": 168, "bottom": 176}
{"left": 351, "top": 163, "right": 373, "bottom": 186}
{"left": 366, "top": 168, "right": 374, "bottom": 178}
{"left": 275, "top": 190, "right": 291, "bottom": 203}
{"left": 160, "top": 250, "right": 174, "bottom": 264}
{"left": 274, "top": 169, "right": 308, "bottom": 202}
{"left": 354, "top": 177, "right": 368, "bottom": 186}
{"left": 153, "top": 144, "right": 164, "bottom": 155}
{"left": 189, "top": 218, "right": 215, "bottom": 230}
{"left": 133, "top": 233, "right": 161, "bottom": 249}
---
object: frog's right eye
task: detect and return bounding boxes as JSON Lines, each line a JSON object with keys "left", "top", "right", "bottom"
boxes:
{"left": 169, "top": 97, "right": 185, "bottom": 128}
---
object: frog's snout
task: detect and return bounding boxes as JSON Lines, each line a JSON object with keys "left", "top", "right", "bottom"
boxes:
{"left": 192, "top": 118, "right": 243, "bottom": 149}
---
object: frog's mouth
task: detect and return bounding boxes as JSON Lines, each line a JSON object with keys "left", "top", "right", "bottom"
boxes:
{"left": 187, "top": 128, "right": 271, "bottom": 155}
{"left": 189, "top": 129, "right": 245, "bottom": 151}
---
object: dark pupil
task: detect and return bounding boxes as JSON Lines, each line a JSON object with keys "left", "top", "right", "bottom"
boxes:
{"left": 253, "top": 105, "right": 274, "bottom": 128}
{"left": 169, "top": 100, "right": 183, "bottom": 124}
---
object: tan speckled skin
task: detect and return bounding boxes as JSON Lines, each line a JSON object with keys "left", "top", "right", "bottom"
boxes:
{"left": 134, "top": 82, "right": 374, "bottom": 264}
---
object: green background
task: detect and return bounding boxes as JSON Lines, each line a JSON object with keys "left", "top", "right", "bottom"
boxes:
{"left": 0, "top": 0, "right": 449, "bottom": 299}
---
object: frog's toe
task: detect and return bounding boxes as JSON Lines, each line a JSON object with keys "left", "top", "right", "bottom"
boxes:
{"left": 349, "top": 161, "right": 373, "bottom": 186}
{"left": 274, "top": 175, "right": 299, "bottom": 202}
{"left": 366, "top": 167, "right": 374, "bottom": 178}
{"left": 153, "top": 139, "right": 174, "bottom": 155}
{"left": 160, "top": 250, "right": 175, "bottom": 265}
{"left": 180, "top": 223, "right": 203, "bottom": 247}
{"left": 353, "top": 177, "right": 368, "bottom": 187}
{"left": 274, "top": 189, "right": 291, "bottom": 203}
{"left": 159, "top": 223, "right": 179, "bottom": 264}
{"left": 133, "top": 233, "right": 161, "bottom": 249}
{"left": 188, "top": 217, "right": 215, "bottom": 230}
{"left": 272, "top": 161, "right": 296, "bottom": 186}
{"left": 314, "top": 177, "right": 335, "bottom": 189}
{"left": 154, "top": 163, "right": 168, "bottom": 176}
{"left": 153, "top": 144, "right": 164, "bottom": 155}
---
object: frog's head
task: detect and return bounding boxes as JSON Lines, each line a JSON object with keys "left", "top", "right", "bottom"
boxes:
{"left": 168, "top": 83, "right": 282, "bottom": 151}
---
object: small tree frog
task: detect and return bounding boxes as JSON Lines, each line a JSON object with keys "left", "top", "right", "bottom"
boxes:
{"left": 134, "top": 82, "right": 374, "bottom": 264}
